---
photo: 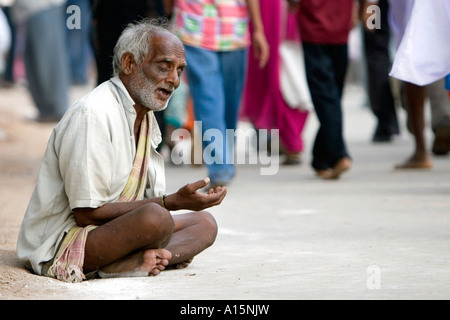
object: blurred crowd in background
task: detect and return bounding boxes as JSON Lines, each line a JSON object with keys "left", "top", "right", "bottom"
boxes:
{"left": 0, "top": 0, "right": 449, "bottom": 184}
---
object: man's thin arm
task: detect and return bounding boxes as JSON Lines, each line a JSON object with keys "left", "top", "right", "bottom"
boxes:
{"left": 73, "top": 198, "right": 164, "bottom": 227}
{"left": 74, "top": 178, "right": 227, "bottom": 227}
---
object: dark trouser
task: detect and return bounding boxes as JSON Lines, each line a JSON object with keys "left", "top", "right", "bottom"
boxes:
{"left": 93, "top": 0, "right": 166, "bottom": 85}
{"left": 25, "top": 5, "right": 70, "bottom": 119}
{"left": 364, "top": 0, "right": 399, "bottom": 139}
{"left": 303, "top": 42, "right": 351, "bottom": 170}
{"left": 66, "top": 0, "right": 93, "bottom": 85}
{"left": 93, "top": 0, "right": 148, "bottom": 85}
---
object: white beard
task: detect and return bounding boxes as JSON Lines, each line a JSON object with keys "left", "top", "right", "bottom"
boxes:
{"left": 128, "top": 66, "right": 170, "bottom": 111}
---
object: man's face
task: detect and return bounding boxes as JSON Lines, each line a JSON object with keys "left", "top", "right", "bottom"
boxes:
{"left": 128, "top": 31, "right": 187, "bottom": 111}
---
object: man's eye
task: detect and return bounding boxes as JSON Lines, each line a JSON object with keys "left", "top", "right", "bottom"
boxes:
{"left": 158, "top": 65, "right": 169, "bottom": 72}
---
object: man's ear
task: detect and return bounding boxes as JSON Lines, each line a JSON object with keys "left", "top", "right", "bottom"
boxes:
{"left": 121, "top": 52, "right": 136, "bottom": 75}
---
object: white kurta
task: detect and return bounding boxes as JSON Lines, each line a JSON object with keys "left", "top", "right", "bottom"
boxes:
{"left": 390, "top": 0, "right": 450, "bottom": 86}
{"left": 16, "top": 77, "right": 166, "bottom": 275}
{"left": 0, "top": 9, "right": 10, "bottom": 73}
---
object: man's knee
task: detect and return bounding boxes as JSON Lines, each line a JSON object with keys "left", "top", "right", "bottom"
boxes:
{"left": 196, "top": 211, "right": 218, "bottom": 247}
{"left": 136, "top": 203, "right": 174, "bottom": 247}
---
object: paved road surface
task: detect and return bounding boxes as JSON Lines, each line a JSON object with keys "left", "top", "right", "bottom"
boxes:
{"left": 0, "top": 83, "right": 449, "bottom": 300}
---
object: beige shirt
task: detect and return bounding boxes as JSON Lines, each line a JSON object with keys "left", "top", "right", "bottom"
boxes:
{"left": 17, "top": 77, "right": 166, "bottom": 275}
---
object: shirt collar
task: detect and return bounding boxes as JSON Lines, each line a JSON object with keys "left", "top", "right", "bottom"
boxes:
{"left": 110, "top": 76, "right": 163, "bottom": 147}
{"left": 110, "top": 76, "right": 135, "bottom": 112}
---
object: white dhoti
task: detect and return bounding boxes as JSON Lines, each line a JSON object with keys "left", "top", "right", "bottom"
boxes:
{"left": 390, "top": 0, "right": 450, "bottom": 86}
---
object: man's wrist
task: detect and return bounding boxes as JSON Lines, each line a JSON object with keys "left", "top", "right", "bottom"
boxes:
{"left": 161, "top": 194, "right": 167, "bottom": 208}
{"left": 162, "top": 193, "right": 179, "bottom": 211}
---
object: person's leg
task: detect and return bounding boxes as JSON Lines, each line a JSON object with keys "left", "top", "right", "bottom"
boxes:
{"left": 83, "top": 203, "right": 217, "bottom": 276}
{"left": 83, "top": 203, "right": 174, "bottom": 275}
{"left": 363, "top": 0, "right": 399, "bottom": 142}
{"left": 93, "top": 0, "right": 137, "bottom": 85}
{"left": 395, "top": 82, "right": 432, "bottom": 168}
{"left": 221, "top": 49, "right": 247, "bottom": 132}
{"left": 25, "top": 6, "right": 69, "bottom": 120}
{"left": 220, "top": 49, "right": 247, "bottom": 179}
{"left": 278, "top": 103, "right": 309, "bottom": 165}
{"left": 328, "top": 45, "right": 349, "bottom": 99}
{"left": 67, "top": 0, "right": 93, "bottom": 85}
{"left": 165, "top": 211, "right": 218, "bottom": 266}
{"left": 427, "top": 78, "right": 450, "bottom": 156}
{"left": 325, "top": 44, "right": 352, "bottom": 179}
{"left": 303, "top": 43, "right": 332, "bottom": 172}
{"left": 185, "top": 45, "right": 234, "bottom": 185}
{"left": 303, "top": 43, "right": 351, "bottom": 178}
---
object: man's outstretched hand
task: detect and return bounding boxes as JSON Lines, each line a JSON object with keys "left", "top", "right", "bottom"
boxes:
{"left": 165, "top": 177, "right": 227, "bottom": 212}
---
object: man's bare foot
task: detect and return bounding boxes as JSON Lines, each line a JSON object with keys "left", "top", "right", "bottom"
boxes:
{"left": 166, "top": 258, "right": 194, "bottom": 270}
{"left": 323, "top": 157, "right": 352, "bottom": 180}
{"left": 395, "top": 154, "right": 433, "bottom": 169}
{"left": 98, "top": 248, "right": 172, "bottom": 278}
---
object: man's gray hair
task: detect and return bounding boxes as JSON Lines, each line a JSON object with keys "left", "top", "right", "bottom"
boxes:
{"left": 112, "top": 18, "right": 171, "bottom": 76}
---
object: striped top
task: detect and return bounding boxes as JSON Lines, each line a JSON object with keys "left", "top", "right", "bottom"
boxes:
{"left": 171, "top": 0, "right": 250, "bottom": 51}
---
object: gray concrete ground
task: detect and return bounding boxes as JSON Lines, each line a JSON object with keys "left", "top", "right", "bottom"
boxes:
{"left": 1, "top": 83, "right": 449, "bottom": 300}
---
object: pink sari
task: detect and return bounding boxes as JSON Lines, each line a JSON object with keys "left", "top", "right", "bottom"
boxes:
{"left": 241, "top": 0, "right": 309, "bottom": 153}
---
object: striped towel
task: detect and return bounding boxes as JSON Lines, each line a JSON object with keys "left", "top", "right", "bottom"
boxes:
{"left": 47, "top": 225, "right": 97, "bottom": 283}
{"left": 47, "top": 112, "right": 153, "bottom": 282}
{"left": 118, "top": 112, "right": 152, "bottom": 202}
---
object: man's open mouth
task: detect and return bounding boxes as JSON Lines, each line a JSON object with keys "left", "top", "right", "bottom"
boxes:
{"left": 157, "top": 88, "right": 173, "bottom": 99}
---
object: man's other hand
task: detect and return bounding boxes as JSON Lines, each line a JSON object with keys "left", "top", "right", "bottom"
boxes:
{"left": 166, "top": 178, "right": 227, "bottom": 211}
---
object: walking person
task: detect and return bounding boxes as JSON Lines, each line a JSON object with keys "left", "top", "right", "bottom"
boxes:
{"left": 361, "top": 0, "right": 400, "bottom": 143}
{"left": 290, "top": 0, "right": 355, "bottom": 179}
{"left": 241, "top": 0, "right": 309, "bottom": 166}
{"left": 11, "top": 0, "right": 70, "bottom": 122}
{"left": 389, "top": 0, "right": 450, "bottom": 168}
{"left": 166, "top": 0, "right": 269, "bottom": 188}
{"left": 66, "top": 0, "right": 94, "bottom": 85}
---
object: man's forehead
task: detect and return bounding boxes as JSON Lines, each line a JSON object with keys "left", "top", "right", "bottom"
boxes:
{"left": 149, "top": 31, "right": 186, "bottom": 59}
